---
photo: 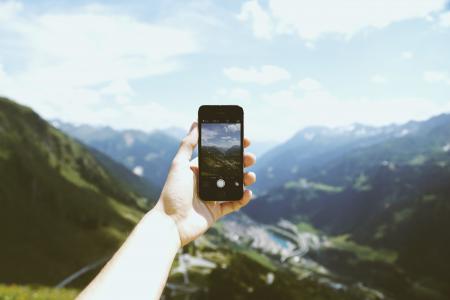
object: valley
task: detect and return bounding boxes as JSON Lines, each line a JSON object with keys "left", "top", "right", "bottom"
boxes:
{"left": 201, "top": 145, "right": 241, "bottom": 176}
{"left": 1, "top": 97, "right": 449, "bottom": 299}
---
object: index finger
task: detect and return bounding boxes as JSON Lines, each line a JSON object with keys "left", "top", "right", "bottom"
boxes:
{"left": 173, "top": 122, "right": 198, "bottom": 164}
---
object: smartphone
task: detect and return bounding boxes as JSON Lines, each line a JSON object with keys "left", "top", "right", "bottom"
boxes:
{"left": 198, "top": 105, "right": 244, "bottom": 201}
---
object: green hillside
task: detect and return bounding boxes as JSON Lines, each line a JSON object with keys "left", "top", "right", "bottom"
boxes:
{"left": 3, "top": 96, "right": 449, "bottom": 299}
{"left": 55, "top": 121, "right": 180, "bottom": 188}
{"left": 0, "top": 284, "right": 77, "bottom": 300}
{"left": 0, "top": 97, "right": 155, "bottom": 286}
{"left": 245, "top": 114, "right": 450, "bottom": 298}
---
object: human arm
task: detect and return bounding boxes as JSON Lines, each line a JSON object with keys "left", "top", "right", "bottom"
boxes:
{"left": 78, "top": 122, "right": 256, "bottom": 300}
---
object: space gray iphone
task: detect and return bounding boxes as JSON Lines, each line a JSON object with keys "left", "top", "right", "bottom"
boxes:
{"left": 198, "top": 105, "right": 244, "bottom": 201}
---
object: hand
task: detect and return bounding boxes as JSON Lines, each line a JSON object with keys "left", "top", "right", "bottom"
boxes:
{"left": 154, "top": 122, "right": 256, "bottom": 246}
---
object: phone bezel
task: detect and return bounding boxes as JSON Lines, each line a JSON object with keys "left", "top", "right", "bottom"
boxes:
{"left": 198, "top": 105, "right": 244, "bottom": 201}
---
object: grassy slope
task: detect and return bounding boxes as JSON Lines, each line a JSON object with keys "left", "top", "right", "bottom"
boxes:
{"left": 0, "top": 97, "right": 147, "bottom": 286}
{"left": 56, "top": 122, "right": 180, "bottom": 188}
{"left": 0, "top": 284, "right": 78, "bottom": 300}
{"left": 90, "top": 147, "right": 159, "bottom": 208}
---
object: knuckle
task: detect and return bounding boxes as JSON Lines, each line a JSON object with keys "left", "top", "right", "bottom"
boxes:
{"left": 181, "top": 136, "right": 195, "bottom": 148}
{"left": 181, "top": 136, "right": 191, "bottom": 146}
{"left": 171, "top": 158, "right": 182, "bottom": 168}
{"left": 178, "top": 141, "right": 185, "bottom": 151}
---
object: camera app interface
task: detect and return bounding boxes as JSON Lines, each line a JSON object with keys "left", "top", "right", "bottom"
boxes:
{"left": 200, "top": 122, "right": 242, "bottom": 196}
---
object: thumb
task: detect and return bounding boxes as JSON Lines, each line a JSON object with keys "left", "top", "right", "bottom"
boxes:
{"left": 173, "top": 122, "right": 198, "bottom": 164}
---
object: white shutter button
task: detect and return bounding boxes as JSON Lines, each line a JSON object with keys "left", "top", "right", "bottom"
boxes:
{"left": 216, "top": 179, "right": 225, "bottom": 188}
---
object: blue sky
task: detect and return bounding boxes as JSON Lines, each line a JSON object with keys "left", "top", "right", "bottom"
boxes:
{"left": 202, "top": 123, "right": 241, "bottom": 149}
{"left": 1, "top": 0, "right": 450, "bottom": 142}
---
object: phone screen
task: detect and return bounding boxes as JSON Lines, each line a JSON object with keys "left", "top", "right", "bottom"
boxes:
{"left": 199, "top": 106, "right": 243, "bottom": 201}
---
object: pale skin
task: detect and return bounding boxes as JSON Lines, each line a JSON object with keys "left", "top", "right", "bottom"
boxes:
{"left": 78, "top": 122, "right": 256, "bottom": 300}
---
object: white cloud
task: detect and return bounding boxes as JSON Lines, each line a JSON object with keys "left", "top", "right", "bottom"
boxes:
{"left": 237, "top": 0, "right": 273, "bottom": 39}
{"left": 371, "top": 74, "right": 388, "bottom": 84}
{"left": 247, "top": 84, "right": 450, "bottom": 141}
{"left": 79, "top": 101, "right": 190, "bottom": 131}
{"left": 401, "top": 51, "right": 414, "bottom": 60}
{"left": 217, "top": 88, "right": 251, "bottom": 102}
{"left": 239, "top": 0, "right": 447, "bottom": 40}
{"left": 16, "top": 13, "right": 196, "bottom": 86}
{"left": 424, "top": 71, "right": 450, "bottom": 84}
{"left": 224, "top": 65, "right": 290, "bottom": 84}
{"left": 100, "top": 80, "right": 134, "bottom": 96}
{"left": 0, "top": 2, "right": 196, "bottom": 131}
{"left": 201, "top": 127, "right": 218, "bottom": 143}
{"left": 298, "top": 78, "right": 322, "bottom": 91}
{"left": 0, "top": 0, "right": 22, "bottom": 22}
{"left": 225, "top": 124, "right": 241, "bottom": 133}
{"left": 440, "top": 11, "right": 450, "bottom": 26}
{"left": 0, "top": 64, "right": 8, "bottom": 82}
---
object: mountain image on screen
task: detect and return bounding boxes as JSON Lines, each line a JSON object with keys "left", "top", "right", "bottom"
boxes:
{"left": 201, "top": 123, "right": 240, "bottom": 177}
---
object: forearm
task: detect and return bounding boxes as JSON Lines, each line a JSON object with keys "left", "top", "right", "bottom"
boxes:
{"left": 78, "top": 209, "right": 181, "bottom": 300}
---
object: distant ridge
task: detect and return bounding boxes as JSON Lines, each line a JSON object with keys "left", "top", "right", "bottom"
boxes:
{"left": 245, "top": 112, "right": 450, "bottom": 298}
{"left": 53, "top": 120, "right": 180, "bottom": 188}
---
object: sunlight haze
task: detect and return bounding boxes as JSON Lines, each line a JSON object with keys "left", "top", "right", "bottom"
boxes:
{"left": 1, "top": 0, "right": 450, "bottom": 142}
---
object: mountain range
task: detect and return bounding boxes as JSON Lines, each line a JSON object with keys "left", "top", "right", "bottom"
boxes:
{"left": 201, "top": 145, "right": 241, "bottom": 177}
{"left": 1, "top": 96, "right": 450, "bottom": 299}
{"left": 53, "top": 122, "right": 274, "bottom": 189}
{"left": 1, "top": 97, "right": 386, "bottom": 300}
{"left": 53, "top": 120, "right": 180, "bottom": 189}
{"left": 245, "top": 114, "right": 450, "bottom": 298}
